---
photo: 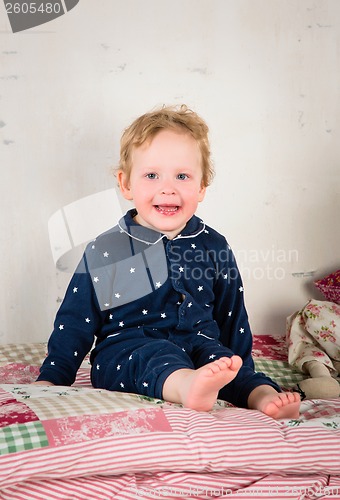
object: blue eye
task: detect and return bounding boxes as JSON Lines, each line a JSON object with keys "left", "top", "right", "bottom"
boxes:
{"left": 177, "top": 173, "right": 188, "bottom": 180}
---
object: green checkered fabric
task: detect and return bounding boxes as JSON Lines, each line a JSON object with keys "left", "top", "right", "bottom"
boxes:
{"left": 254, "top": 358, "right": 307, "bottom": 388}
{"left": 0, "top": 421, "right": 48, "bottom": 455}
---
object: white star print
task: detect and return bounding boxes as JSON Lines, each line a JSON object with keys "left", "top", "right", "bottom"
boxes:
{"left": 198, "top": 286, "right": 203, "bottom": 291}
{"left": 130, "top": 267, "right": 135, "bottom": 273}
{"left": 179, "top": 266, "right": 184, "bottom": 272}
{"left": 96, "top": 364, "right": 100, "bottom": 370}
{"left": 156, "top": 282, "right": 162, "bottom": 288}
{"left": 129, "top": 355, "right": 133, "bottom": 360}
{"left": 74, "top": 351, "right": 78, "bottom": 356}
{"left": 120, "top": 382, "right": 125, "bottom": 388}
{"left": 143, "top": 382, "right": 148, "bottom": 387}
{"left": 191, "top": 244, "right": 196, "bottom": 249}
{"left": 239, "top": 328, "right": 245, "bottom": 333}
{"left": 85, "top": 318, "right": 90, "bottom": 323}
{"left": 115, "top": 293, "right": 121, "bottom": 298}
{"left": 91, "top": 244, "right": 95, "bottom": 249}
{"left": 51, "top": 361, "right": 55, "bottom": 365}
{"left": 209, "top": 354, "right": 216, "bottom": 359}
{"left": 93, "top": 277, "right": 99, "bottom": 283}
{"left": 73, "top": 287, "right": 78, "bottom": 293}
{"left": 59, "top": 325, "right": 64, "bottom": 330}
{"left": 103, "top": 251, "right": 109, "bottom": 257}
{"left": 228, "top": 311, "right": 232, "bottom": 317}
{"left": 161, "top": 313, "right": 166, "bottom": 318}
{"left": 109, "top": 314, "right": 113, "bottom": 320}
{"left": 239, "top": 286, "right": 244, "bottom": 292}
{"left": 119, "top": 321, "right": 124, "bottom": 327}
{"left": 142, "top": 309, "right": 148, "bottom": 315}
{"left": 104, "top": 303, "right": 110, "bottom": 307}
{"left": 223, "top": 274, "right": 228, "bottom": 280}
{"left": 117, "top": 365, "right": 121, "bottom": 370}
{"left": 187, "top": 302, "right": 192, "bottom": 307}
{"left": 204, "top": 230, "right": 209, "bottom": 234}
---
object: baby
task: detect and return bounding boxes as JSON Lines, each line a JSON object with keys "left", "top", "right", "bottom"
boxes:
{"left": 34, "top": 105, "right": 300, "bottom": 418}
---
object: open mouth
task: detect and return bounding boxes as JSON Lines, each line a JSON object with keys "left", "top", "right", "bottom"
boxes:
{"left": 155, "top": 205, "right": 179, "bottom": 214}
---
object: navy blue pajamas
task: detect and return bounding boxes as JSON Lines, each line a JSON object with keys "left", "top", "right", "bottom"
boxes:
{"left": 91, "top": 327, "right": 234, "bottom": 399}
{"left": 38, "top": 209, "right": 280, "bottom": 408}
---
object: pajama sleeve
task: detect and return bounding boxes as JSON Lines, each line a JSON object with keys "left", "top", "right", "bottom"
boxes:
{"left": 37, "top": 254, "right": 103, "bottom": 386}
{"left": 213, "top": 239, "right": 281, "bottom": 408}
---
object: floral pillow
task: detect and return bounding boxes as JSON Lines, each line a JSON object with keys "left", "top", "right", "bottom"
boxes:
{"left": 314, "top": 270, "right": 340, "bottom": 305}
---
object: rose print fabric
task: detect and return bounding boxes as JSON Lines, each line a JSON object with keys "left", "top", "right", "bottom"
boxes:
{"left": 286, "top": 299, "right": 340, "bottom": 375}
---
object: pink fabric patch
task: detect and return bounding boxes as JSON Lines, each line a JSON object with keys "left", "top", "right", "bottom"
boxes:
{"left": 252, "top": 335, "right": 288, "bottom": 361}
{"left": 0, "top": 363, "right": 39, "bottom": 384}
{"left": 0, "top": 388, "right": 39, "bottom": 428}
{"left": 42, "top": 408, "right": 172, "bottom": 446}
{"left": 73, "top": 368, "right": 91, "bottom": 386}
{"left": 302, "top": 399, "right": 340, "bottom": 420}
{"left": 315, "top": 270, "right": 340, "bottom": 304}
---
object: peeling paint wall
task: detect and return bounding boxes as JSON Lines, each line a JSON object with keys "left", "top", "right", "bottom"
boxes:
{"left": 0, "top": 0, "right": 339, "bottom": 343}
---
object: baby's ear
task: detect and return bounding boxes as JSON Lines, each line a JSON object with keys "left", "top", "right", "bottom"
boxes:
{"left": 117, "top": 170, "right": 133, "bottom": 200}
{"left": 198, "top": 183, "right": 206, "bottom": 202}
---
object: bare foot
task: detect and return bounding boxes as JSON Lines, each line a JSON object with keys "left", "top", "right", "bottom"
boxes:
{"left": 256, "top": 391, "right": 301, "bottom": 420}
{"left": 179, "top": 356, "right": 242, "bottom": 412}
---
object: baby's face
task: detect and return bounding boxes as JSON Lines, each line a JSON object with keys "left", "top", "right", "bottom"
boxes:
{"left": 118, "top": 129, "right": 206, "bottom": 239}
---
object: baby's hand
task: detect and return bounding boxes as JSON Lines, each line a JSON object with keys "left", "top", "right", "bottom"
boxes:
{"left": 31, "top": 381, "right": 55, "bottom": 386}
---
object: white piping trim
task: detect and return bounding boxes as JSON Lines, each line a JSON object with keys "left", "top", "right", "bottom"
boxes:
{"left": 118, "top": 222, "right": 166, "bottom": 245}
{"left": 117, "top": 220, "right": 206, "bottom": 245}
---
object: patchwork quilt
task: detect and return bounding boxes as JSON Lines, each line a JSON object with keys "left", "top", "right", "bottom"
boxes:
{"left": 0, "top": 336, "right": 339, "bottom": 500}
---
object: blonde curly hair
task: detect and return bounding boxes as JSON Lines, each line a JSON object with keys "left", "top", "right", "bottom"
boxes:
{"left": 118, "top": 104, "right": 214, "bottom": 187}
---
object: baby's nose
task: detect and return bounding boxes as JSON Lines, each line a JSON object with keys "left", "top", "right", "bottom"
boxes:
{"left": 161, "top": 182, "right": 176, "bottom": 195}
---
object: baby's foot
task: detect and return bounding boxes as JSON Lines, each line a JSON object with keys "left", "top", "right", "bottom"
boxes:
{"left": 258, "top": 392, "right": 301, "bottom": 420}
{"left": 182, "top": 356, "right": 242, "bottom": 412}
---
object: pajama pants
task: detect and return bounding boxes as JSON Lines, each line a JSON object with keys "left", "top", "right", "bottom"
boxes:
{"left": 91, "top": 326, "right": 234, "bottom": 400}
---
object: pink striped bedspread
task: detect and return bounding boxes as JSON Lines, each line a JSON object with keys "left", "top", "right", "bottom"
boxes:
{"left": 0, "top": 337, "right": 339, "bottom": 500}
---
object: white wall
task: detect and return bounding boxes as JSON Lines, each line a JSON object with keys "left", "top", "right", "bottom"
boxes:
{"left": 0, "top": 0, "right": 339, "bottom": 344}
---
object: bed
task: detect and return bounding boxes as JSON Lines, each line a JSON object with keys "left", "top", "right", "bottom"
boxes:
{"left": 0, "top": 334, "right": 339, "bottom": 500}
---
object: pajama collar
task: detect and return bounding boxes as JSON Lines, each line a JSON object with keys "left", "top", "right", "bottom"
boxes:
{"left": 118, "top": 209, "right": 206, "bottom": 245}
